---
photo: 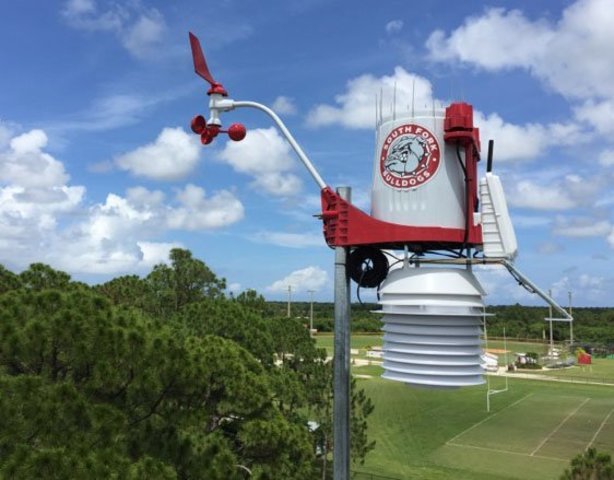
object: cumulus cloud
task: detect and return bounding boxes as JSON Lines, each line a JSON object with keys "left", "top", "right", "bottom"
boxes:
{"left": 505, "top": 173, "right": 604, "bottom": 211}
{"left": 61, "top": 0, "right": 167, "bottom": 58}
{"left": 51, "top": 185, "right": 243, "bottom": 274}
{"left": 167, "top": 184, "right": 244, "bottom": 230}
{"left": 426, "top": 0, "right": 614, "bottom": 101}
{"left": 0, "top": 129, "right": 85, "bottom": 252}
{"left": 385, "top": 20, "right": 404, "bottom": 35}
{"left": 598, "top": 149, "right": 614, "bottom": 166}
{"left": 251, "top": 230, "right": 323, "bottom": 248}
{"left": 305, "top": 67, "right": 580, "bottom": 161}
{"left": 552, "top": 217, "right": 611, "bottom": 237}
{"left": 272, "top": 96, "right": 297, "bottom": 115}
{"left": 0, "top": 128, "right": 242, "bottom": 275}
{"left": 217, "top": 127, "right": 303, "bottom": 196}
{"left": 115, "top": 127, "right": 200, "bottom": 181}
{"left": 266, "top": 266, "right": 328, "bottom": 293}
{"left": 306, "top": 67, "right": 433, "bottom": 129}
{"left": 475, "top": 112, "right": 582, "bottom": 162}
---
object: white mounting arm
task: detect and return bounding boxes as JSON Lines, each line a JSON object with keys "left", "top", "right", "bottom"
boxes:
{"left": 208, "top": 94, "right": 327, "bottom": 190}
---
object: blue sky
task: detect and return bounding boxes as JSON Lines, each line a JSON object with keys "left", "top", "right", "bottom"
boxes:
{"left": 1, "top": 0, "right": 613, "bottom": 307}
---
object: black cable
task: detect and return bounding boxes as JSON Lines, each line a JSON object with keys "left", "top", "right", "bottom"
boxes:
{"left": 456, "top": 142, "right": 471, "bottom": 258}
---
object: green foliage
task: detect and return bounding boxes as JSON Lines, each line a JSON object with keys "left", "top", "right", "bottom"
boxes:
{"left": 561, "top": 448, "right": 614, "bottom": 479}
{"left": 0, "top": 252, "right": 377, "bottom": 478}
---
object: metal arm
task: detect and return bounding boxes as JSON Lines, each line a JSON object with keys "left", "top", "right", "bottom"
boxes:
{"left": 503, "top": 260, "right": 573, "bottom": 320}
{"left": 230, "top": 100, "right": 327, "bottom": 190}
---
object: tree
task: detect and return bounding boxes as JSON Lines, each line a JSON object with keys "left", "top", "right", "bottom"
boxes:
{"left": 0, "top": 277, "right": 320, "bottom": 479}
{"left": 561, "top": 448, "right": 614, "bottom": 479}
{"left": 146, "top": 248, "right": 226, "bottom": 317}
{"left": 0, "top": 265, "right": 21, "bottom": 293}
{"left": 18, "top": 263, "right": 71, "bottom": 291}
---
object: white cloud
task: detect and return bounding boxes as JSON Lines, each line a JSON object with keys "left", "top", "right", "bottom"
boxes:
{"left": 306, "top": 67, "right": 434, "bottom": 129}
{"left": 536, "top": 241, "right": 564, "bottom": 255}
{"left": 506, "top": 173, "right": 603, "bottom": 211}
{"left": 266, "top": 266, "right": 328, "bottom": 293}
{"left": 115, "top": 127, "right": 200, "bottom": 181}
{"left": 575, "top": 100, "right": 614, "bottom": 136}
{"left": 217, "top": 127, "right": 303, "bottom": 196}
{"left": 507, "top": 180, "right": 575, "bottom": 211}
{"left": 121, "top": 9, "right": 166, "bottom": 58}
{"left": 167, "top": 184, "right": 244, "bottom": 230}
{"left": 385, "top": 20, "right": 404, "bottom": 35}
{"left": 52, "top": 185, "right": 242, "bottom": 274}
{"left": 475, "top": 112, "right": 582, "bottom": 162}
{"left": 598, "top": 149, "right": 614, "bottom": 166}
{"left": 608, "top": 229, "right": 614, "bottom": 249}
{"left": 61, "top": 0, "right": 166, "bottom": 58}
{"left": 304, "top": 67, "right": 579, "bottom": 162}
{"left": 272, "top": 96, "right": 297, "bottom": 115}
{"left": 426, "top": 1, "right": 614, "bottom": 101}
{"left": 552, "top": 217, "right": 611, "bottom": 237}
{"left": 0, "top": 127, "right": 242, "bottom": 276}
{"left": 251, "top": 230, "right": 323, "bottom": 248}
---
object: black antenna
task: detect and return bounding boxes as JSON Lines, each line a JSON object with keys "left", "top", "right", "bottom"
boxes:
{"left": 487, "top": 139, "right": 494, "bottom": 172}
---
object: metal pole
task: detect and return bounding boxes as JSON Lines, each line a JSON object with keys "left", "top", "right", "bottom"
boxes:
{"left": 333, "top": 187, "right": 351, "bottom": 480}
{"left": 308, "top": 289, "right": 315, "bottom": 336}
{"left": 569, "top": 291, "right": 573, "bottom": 346}
{"left": 287, "top": 285, "right": 292, "bottom": 318}
{"left": 548, "top": 289, "right": 553, "bottom": 354}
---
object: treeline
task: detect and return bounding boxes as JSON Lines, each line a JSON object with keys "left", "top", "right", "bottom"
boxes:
{"left": 273, "top": 301, "right": 614, "bottom": 345}
{"left": 0, "top": 250, "right": 374, "bottom": 479}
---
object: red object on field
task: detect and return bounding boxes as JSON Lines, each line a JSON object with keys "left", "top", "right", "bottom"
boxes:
{"left": 578, "top": 353, "right": 592, "bottom": 365}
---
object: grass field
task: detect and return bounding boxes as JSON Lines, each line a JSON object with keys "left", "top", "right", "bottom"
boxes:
{"left": 317, "top": 333, "right": 614, "bottom": 479}
{"left": 354, "top": 378, "right": 614, "bottom": 480}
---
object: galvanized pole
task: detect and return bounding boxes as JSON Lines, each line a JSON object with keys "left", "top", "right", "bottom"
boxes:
{"left": 308, "top": 289, "right": 315, "bottom": 336}
{"left": 333, "top": 187, "right": 351, "bottom": 480}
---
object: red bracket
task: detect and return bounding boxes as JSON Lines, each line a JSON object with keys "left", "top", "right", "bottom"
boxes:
{"left": 320, "top": 187, "right": 482, "bottom": 250}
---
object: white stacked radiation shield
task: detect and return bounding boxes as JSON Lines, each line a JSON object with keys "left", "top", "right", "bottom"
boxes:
{"left": 379, "top": 266, "right": 486, "bottom": 388}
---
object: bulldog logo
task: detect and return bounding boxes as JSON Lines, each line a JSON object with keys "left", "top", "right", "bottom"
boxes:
{"left": 380, "top": 124, "right": 441, "bottom": 189}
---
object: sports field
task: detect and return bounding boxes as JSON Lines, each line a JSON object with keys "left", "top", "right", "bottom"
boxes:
{"left": 355, "top": 378, "right": 614, "bottom": 479}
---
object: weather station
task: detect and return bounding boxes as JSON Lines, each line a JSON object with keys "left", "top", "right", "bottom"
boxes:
{"left": 186, "top": 32, "right": 573, "bottom": 480}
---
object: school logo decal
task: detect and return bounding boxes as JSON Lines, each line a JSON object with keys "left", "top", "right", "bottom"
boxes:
{"left": 380, "top": 124, "right": 440, "bottom": 189}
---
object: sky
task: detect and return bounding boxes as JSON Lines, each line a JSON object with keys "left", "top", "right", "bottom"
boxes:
{"left": 1, "top": 0, "right": 613, "bottom": 307}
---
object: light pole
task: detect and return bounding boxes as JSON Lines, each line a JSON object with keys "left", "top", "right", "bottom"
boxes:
{"left": 548, "top": 289, "right": 553, "bottom": 354}
{"left": 568, "top": 290, "right": 573, "bottom": 346}
{"left": 287, "top": 285, "right": 292, "bottom": 318}
{"left": 308, "top": 289, "right": 315, "bottom": 336}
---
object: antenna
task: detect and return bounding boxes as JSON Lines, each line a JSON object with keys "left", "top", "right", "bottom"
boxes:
{"left": 411, "top": 78, "right": 416, "bottom": 118}
{"left": 393, "top": 81, "right": 397, "bottom": 120}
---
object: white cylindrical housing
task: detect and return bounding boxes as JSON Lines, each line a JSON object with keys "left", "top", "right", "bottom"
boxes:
{"left": 379, "top": 266, "right": 485, "bottom": 388}
{"left": 371, "top": 111, "right": 465, "bottom": 228}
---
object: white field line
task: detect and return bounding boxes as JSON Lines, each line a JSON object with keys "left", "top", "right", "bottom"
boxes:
{"left": 446, "top": 393, "right": 534, "bottom": 445}
{"left": 530, "top": 397, "right": 590, "bottom": 456}
{"left": 446, "top": 442, "right": 566, "bottom": 462}
{"left": 586, "top": 409, "right": 614, "bottom": 450}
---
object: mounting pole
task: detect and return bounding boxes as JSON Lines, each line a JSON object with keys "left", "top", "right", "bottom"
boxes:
{"left": 287, "top": 285, "right": 292, "bottom": 318}
{"left": 333, "top": 186, "right": 351, "bottom": 480}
